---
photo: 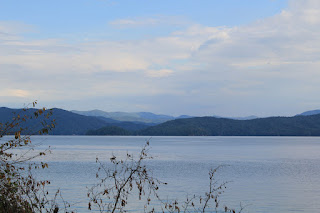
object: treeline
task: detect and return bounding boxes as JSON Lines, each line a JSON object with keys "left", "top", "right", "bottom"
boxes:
{"left": 86, "top": 126, "right": 131, "bottom": 135}
{"left": 137, "top": 115, "right": 320, "bottom": 136}
{"left": 2, "top": 107, "right": 320, "bottom": 136}
{"left": 88, "top": 114, "right": 320, "bottom": 136}
{"left": 0, "top": 107, "right": 152, "bottom": 135}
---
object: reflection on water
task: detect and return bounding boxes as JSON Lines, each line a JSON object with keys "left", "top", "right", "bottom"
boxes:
{"left": 14, "top": 136, "right": 320, "bottom": 212}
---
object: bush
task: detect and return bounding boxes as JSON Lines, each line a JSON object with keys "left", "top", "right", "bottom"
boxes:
{"left": 0, "top": 102, "right": 58, "bottom": 213}
{"left": 88, "top": 142, "right": 244, "bottom": 213}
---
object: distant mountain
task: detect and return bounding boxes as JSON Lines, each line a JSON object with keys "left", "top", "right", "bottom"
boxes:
{"left": 296, "top": 110, "right": 320, "bottom": 116}
{"left": 212, "top": 115, "right": 259, "bottom": 120}
{"left": 4, "top": 107, "right": 320, "bottom": 136}
{"left": 137, "top": 112, "right": 175, "bottom": 122}
{"left": 176, "top": 115, "right": 194, "bottom": 119}
{"left": 0, "top": 108, "right": 153, "bottom": 135}
{"left": 137, "top": 114, "right": 320, "bottom": 136}
{"left": 72, "top": 109, "right": 260, "bottom": 123}
{"left": 48, "top": 109, "right": 109, "bottom": 135}
{"left": 232, "top": 115, "right": 259, "bottom": 120}
{"left": 71, "top": 109, "right": 110, "bottom": 118}
{"left": 71, "top": 110, "right": 176, "bottom": 123}
{"left": 0, "top": 107, "right": 108, "bottom": 135}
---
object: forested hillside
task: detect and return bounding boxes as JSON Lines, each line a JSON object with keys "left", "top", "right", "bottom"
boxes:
{"left": 3, "top": 107, "right": 320, "bottom": 136}
{"left": 138, "top": 115, "right": 320, "bottom": 136}
{"left": 0, "top": 108, "right": 151, "bottom": 135}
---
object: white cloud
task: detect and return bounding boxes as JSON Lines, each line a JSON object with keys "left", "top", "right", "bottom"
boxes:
{"left": 146, "top": 69, "right": 173, "bottom": 78}
{"left": 109, "top": 16, "right": 188, "bottom": 28}
{"left": 110, "top": 18, "right": 159, "bottom": 27}
{"left": 2, "top": 0, "right": 320, "bottom": 116}
{"left": 0, "top": 89, "right": 30, "bottom": 98}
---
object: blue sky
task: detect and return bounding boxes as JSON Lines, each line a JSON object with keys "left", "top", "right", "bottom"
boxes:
{"left": 1, "top": 0, "right": 286, "bottom": 34}
{"left": 0, "top": 0, "right": 287, "bottom": 42}
{"left": 2, "top": 0, "right": 320, "bottom": 117}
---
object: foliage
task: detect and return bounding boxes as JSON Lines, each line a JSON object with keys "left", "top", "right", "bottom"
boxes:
{"left": 162, "top": 166, "right": 245, "bottom": 213}
{"left": 87, "top": 141, "right": 164, "bottom": 212}
{"left": 88, "top": 142, "right": 243, "bottom": 213}
{"left": 0, "top": 102, "right": 62, "bottom": 213}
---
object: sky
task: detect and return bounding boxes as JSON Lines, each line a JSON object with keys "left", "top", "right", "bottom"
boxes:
{"left": 1, "top": 0, "right": 320, "bottom": 117}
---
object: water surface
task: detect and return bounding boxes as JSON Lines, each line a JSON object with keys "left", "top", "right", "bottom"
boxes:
{"left": 21, "top": 136, "right": 320, "bottom": 212}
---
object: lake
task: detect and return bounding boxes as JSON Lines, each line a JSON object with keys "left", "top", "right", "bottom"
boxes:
{"left": 18, "top": 136, "right": 320, "bottom": 212}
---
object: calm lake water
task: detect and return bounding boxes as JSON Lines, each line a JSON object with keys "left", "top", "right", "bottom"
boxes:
{"left": 19, "top": 136, "right": 320, "bottom": 212}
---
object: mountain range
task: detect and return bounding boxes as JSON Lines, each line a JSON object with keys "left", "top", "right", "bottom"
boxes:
{"left": 71, "top": 110, "right": 176, "bottom": 123}
{"left": 71, "top": 109, "right": 258, "bottom": 123}
{"left": 0, "top": 107, "right": 152, "bottom": 135}
{"left": 1, "top": 107, "right": 320, "bottom": 136}
{"left": 138, "top": 114, "right": 320, "bottom": 136}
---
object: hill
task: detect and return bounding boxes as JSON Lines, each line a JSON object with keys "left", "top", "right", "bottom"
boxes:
{"left": 0, "top": 107, "right": 110, "bottom": 135}
{"left": 72, "top": 110, "right": 177, "bottom": 123}
{"left": 137, "top": 114, "right": 320, "bottom": 136}
{"left": 0, "top": 108, "right": 152, "bottom": 135}
{"left": 3, "top": 107, "right": 320, "bottom": 136}
{"left": 86, "top": 126, "right": 130, "bottom": 136}
{"left": 296, "top": 110, "right": 320, "bottom": 116}
{"left": 212, "top": 115, "right": 259, "bottom": 120}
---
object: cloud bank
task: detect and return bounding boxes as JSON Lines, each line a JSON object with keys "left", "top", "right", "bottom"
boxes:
{"left": 1, "top": 0, "right": 320, "bottom": 116}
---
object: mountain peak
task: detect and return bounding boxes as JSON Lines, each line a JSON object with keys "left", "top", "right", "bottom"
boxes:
{"left": 296, "top": 110, "right": 320, "bottom": 116}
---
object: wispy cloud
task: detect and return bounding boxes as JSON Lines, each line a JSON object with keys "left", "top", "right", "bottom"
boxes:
{"left": 146, "top": 69, "right": 173, "bottom": 78}
{"left": 109, "top": 16, "right": 189, "bottom": 28}
{"left": 0, "top": 89, "right": 31, "bottom": 98}
{"left": 2, "top": 0, "right": 320, "bottom": 116}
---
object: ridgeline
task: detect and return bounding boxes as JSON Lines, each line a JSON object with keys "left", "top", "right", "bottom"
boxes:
{"left": 2, "top": 107, "right": 320, "bottom": 136}
{"left": 137, "top": 115, "right": 320, "bottom": 136}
